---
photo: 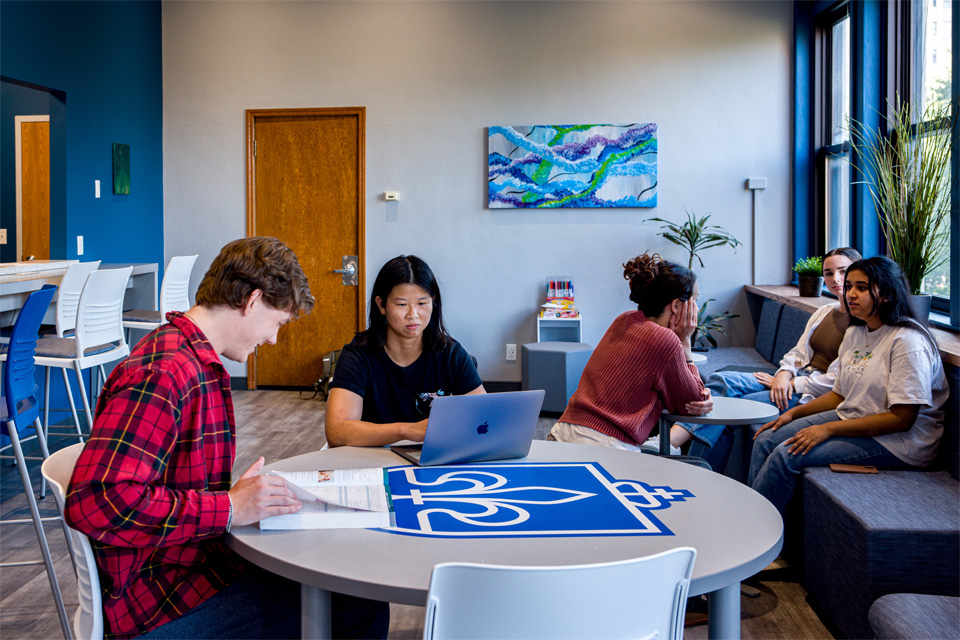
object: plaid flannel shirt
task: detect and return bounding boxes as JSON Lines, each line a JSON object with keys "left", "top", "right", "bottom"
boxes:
{"left": 65, "top": 312, "right": 244, "bottom": 638}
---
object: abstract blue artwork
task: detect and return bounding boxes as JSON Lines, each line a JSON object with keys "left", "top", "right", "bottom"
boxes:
{"left": 383, "top": 462, "right": 693, "bottom": 538}
{"left": 488, "top": 124, "right": 657, "bottom": 208}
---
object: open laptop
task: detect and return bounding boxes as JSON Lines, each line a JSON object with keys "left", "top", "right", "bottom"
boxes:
{"left": 390, "top": 389, "right": 545, "bottom": 466}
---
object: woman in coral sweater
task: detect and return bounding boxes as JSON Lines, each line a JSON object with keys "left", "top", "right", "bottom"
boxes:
{"left": 548, "top": 252, "right": 712, "bottom": 450}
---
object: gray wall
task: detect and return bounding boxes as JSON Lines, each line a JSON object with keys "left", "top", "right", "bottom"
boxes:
{"left": 162, "top": 0, "right": 794, "bottom": 381}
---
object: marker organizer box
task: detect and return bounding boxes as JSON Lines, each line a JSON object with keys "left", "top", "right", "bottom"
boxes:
{"left": 540, "top": 277, "right": 579, "bottom": 318}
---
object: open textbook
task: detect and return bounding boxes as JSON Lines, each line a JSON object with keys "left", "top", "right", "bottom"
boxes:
{"left": 258, "top": 468, "right": 394, "bottom": 530}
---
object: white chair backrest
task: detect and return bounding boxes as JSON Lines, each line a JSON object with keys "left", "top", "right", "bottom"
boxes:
{"left": 41, "top": 443, "right": 104, "bottom": 640}
{"left": 423, "top": 547, "right": 696, "bottom": 640}
{"left": 159, "top": 255, "right": 198, "bottom": 316}
{"left": 74, "top": 267, "right": 133, "bottom": 364}
{"left": 56, "top": 262, "right": 101, "bottom": 337}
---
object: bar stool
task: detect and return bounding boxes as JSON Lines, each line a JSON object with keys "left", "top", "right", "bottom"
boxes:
{"left": 122, "top": 254, "right": 198, "bottom": 336}
{"left": 40, "top": 261, "right": 101, "bottom": 437}
{"left": 0, "top": 284, "right": 73, "bottom": 640}
{"left": 35, "top": 267, "right": 133, "bottom": 439}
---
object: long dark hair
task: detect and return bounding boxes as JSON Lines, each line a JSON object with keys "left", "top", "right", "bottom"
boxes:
{"left": 845, "top": 256, "right": 938, "bottom": 348}
{"left": 354, "top": 255, "right": 453, "bottom": 353}
{"left": 623, "top": 252, "right": 696, "bottom": 318}
{"left": 824, "top": 246, "right": 862, "bottom": 263}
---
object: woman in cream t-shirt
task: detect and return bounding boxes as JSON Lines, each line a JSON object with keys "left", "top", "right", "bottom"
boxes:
{"left": 748, "top": 256, "right": 948, "bottom": 514}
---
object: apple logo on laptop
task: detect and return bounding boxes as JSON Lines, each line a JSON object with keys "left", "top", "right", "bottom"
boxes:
{"left": 476, "top": 421, "right": 489, "bottom": 435}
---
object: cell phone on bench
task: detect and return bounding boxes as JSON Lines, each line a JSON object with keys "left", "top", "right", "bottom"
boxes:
{"left": 829, "top": 463, "right": 878, "bottom": 474}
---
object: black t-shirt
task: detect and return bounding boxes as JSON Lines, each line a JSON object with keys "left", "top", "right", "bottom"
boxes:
{"left": 330, "top": 338, "right": 482, "bottom": 424}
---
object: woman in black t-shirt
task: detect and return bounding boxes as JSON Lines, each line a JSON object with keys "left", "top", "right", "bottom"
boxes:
{"left": 326, "top": 255, "right": 485, "bottom": 447}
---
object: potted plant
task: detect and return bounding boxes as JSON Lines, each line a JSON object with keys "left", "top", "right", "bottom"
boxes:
{"left": 692, "top": 298, "right": 739, "bottom": 348}
{"left": 794, "top": 256, "right": 824, "bottom": 297}
{"left": 648, "top": 208, "right": 741, "bottom": 348}
{"left": 649, "top": 207, "right": 742, "bottom": 269}
{"left": 847, "top": 97, "right": 955, "bottom": 319}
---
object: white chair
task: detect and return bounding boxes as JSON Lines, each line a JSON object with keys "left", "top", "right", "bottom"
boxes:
{"left": 35, "top": 267, "right": 133, "bottom": 439}
{"left": 42, "top": 443, "right": 104, "bottom": 640}
{"left": 38, "top": 261, "right": 102, "bottom": 438}
{"left": 423, "top": 547, "right": 696, "bottom": 640}
{"left": 122, "top": 255, "right": 198, "bottom": 333}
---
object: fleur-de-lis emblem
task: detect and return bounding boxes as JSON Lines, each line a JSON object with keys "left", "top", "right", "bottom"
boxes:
{"left": 385, "top": 463, "right": 694, "bottom": 538}
{"left": 392, "top": 470, "right": 594, "bottom": 531}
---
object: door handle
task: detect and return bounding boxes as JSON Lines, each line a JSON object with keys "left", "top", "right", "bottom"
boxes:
{"left": 333, "top": 255, "right": 359, "bottom": 286}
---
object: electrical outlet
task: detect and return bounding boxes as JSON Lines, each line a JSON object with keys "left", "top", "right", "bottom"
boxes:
{"left": 506, "top": 343, "right": 517, "bottom": 361}
{"left": 77, "top": 235, "right": 84, "bottom": 256}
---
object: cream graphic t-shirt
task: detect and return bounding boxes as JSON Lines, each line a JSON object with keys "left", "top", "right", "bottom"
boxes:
{"left": 835, "top": 324, "right": 948, "bottom": 466}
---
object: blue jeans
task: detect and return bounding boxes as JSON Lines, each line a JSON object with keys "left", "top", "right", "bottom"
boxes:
{"left": 680, "top": 371, "right": 797, "bottom": 471}
{"left": 139, "top": 564, "right": 390, "bottom": 639}
{"left": 748, "top": 410, "right": 909, "bottom": 514}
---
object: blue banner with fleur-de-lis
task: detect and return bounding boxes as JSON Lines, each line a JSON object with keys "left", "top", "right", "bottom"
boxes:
{"left": 384, "top": 462, "right": 693, "bottom": 538}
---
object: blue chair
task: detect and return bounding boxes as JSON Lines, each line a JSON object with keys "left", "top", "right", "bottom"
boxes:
{"left": 1, "top": 284, "right": 73, "bottom": 639}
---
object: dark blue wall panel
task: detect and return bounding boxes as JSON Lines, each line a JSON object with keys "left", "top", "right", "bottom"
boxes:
{"left": 1, "top": 0, "right": 162, "bottom": 426}
{"left": 0, "top": 0, "right": 163, "bottom": 265}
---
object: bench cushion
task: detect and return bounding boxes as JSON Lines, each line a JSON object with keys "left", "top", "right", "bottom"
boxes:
{"left": 803, "top": 468, "right": 960, "bottom": 639}
{"left": 869, "top": 593, "right": 960, "bottom": 640}
{"left": 754, "top": 298, "right": 783, "bottom": 362}
{"left": 771, "top": 304, "right": 810, "bottom": 366}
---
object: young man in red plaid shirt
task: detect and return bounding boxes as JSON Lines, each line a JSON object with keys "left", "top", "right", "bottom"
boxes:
{"left": 65, "top": 237, "right": 389, "bottom": 639}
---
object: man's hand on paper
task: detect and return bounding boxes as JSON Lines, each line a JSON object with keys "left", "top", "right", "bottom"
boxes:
{"left": 229, "top": 457, "right": 302, "bottom": 527}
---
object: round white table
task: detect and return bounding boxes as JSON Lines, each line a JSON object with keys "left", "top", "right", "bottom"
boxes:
{"left": 226, "top": 440, "right": 782, "bottom": 639}
{"left": 657, "top": 396, "right": 781, "bottom": 457}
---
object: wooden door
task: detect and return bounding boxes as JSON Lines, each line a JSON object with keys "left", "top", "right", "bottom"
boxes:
{"left": 20, "top": 120, "right": 50, "bottom": 260}
{"left": 246, "top": 108, "right": 365, "bottom": 388}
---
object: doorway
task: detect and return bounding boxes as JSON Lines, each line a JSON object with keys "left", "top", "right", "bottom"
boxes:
{"left": 245, "top": 107, "right": 365, "bottom": 388}
{"left": 14, "top": 115, "right": 50, "bottom": 261}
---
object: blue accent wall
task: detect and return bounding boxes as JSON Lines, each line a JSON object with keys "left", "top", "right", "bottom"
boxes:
{"left": 1, "top": 0, "right": 163, "bottom": 265}
{"left": 1, "top": 0, "right": 162, "bottom": 426}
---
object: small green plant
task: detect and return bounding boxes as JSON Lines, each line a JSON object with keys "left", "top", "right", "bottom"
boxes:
{"left": 693, "top": 299, "right": 740, "bottom": 348}
{"left": 793, "top": 256, "right": 823, "bottom": 277}
{"left": 648, "top": 207, "right": 742, "bottom": 270}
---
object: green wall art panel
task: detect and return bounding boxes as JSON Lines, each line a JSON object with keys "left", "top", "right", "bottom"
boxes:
{"left": 113, "top": 142, "right": 130, "bottom": 195}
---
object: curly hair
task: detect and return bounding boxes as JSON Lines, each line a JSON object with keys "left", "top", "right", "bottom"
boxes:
{"left": 195, "top": 237, "right": 315, "bottom": 316}
{"left": 623, "top": 252, "right": 696, "bottom": 317}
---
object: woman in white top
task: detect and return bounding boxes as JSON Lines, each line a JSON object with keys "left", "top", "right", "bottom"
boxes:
{"left": 748, "top": 256, "right": 948, "bottom": 513}
{"left": 669, "top": 247, "right": 861, "bottom": 469}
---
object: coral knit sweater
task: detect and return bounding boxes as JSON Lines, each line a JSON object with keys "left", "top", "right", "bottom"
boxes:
{"left": 559, "top": 310, "right": 706, "bottom": 446}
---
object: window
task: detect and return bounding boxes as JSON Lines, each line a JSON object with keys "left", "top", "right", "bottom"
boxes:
{"left": 814, "top": 7, "right": 852, "bottom": 254}
{"left": 911, "top": 0, "right": 954, "bottom": 304}
{"left": 797, "top": 0, "right": 959, "bottom": 326}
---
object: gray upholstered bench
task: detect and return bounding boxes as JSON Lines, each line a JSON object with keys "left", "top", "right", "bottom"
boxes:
{"left": 869, "top": 593, "right": 960, "bottom": 640}
{"left": 801, "top": 363, "right": 960, "bottom": 639}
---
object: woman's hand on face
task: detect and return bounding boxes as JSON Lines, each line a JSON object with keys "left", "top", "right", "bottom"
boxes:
{"left": 768, "top": 371, "right": 795, "bottom": 411}
{"left": 755, "top": 411, "right": 793, "bottom": 439}
{"left": 684, "top": 388, "right": 713, "bottom": 416}
{"left": 785, "top": 423, "right": 834, "bottom": 455}
{"left": 668, "top": 299, "right": 699, "bottom": 344}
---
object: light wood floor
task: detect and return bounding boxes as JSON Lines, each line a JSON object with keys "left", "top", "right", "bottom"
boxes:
{"left": 1, "top": 390, "right": 834, "bottom": 639}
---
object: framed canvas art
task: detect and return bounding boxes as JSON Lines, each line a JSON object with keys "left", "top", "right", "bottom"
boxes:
{"left": 488, "top": 123, "right": 657, "bottom": 208}
{"left": 113, "top": 143, "right": 130, "bottom": 195}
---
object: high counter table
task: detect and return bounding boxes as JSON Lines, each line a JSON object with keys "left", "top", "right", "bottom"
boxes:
{"left": 0, "top": 261, "right": 158, "bottom": 327}
{"left": 226, "top": 440, "right": 783, "bottom": 640}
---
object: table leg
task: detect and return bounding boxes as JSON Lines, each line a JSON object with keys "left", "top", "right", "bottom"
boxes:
{"left": 707, "top": 582, "right": 741, "bottom": 640}
{"left": 659, "top": 416, "right": 671, "bottom": 456}
{"left": 301, "top": 583, "right": 332, "bottom": 640}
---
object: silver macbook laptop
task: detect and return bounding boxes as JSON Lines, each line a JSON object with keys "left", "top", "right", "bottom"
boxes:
{"left": 390, "top": 390, "right": 545, "bottom": 466}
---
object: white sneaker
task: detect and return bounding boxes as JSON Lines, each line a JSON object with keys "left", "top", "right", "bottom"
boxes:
{"left": 642, "top": 435, "right": 681, "bottom": 456}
